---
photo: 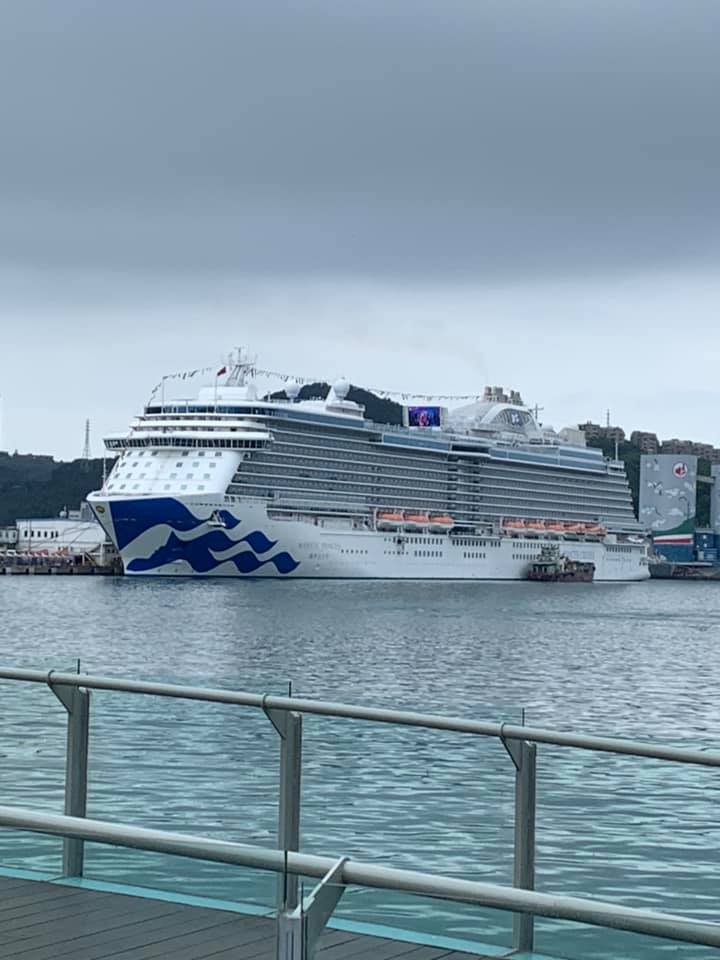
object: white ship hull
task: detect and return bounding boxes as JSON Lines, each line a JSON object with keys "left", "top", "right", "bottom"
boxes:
{"left": 88, "top": 495, "right": 650, "bottom": 581}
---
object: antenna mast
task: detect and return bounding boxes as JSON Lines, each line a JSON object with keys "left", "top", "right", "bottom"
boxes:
{"left": 81, "top": 419, "right": 91, "bottom": 467}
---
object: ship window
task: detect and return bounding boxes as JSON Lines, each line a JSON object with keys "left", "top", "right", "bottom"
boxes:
{"left": 203, "top": 473, "right": 210, "bottom": 480}
{"left": 170, "top": 473, "right": 177, "bottom": 479}
{"left": 181, "top": 484, "right": 188, "bottom": 490}
{"left": 215, "top": 451, "right": 222, "bottom": 457}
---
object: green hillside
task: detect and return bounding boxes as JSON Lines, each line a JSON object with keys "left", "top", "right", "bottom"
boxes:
{"left": 270, "top": 383, "right": 403, "bottom": 424}
{"left": 0, "top": 453, "right": 109, "bottom": 526}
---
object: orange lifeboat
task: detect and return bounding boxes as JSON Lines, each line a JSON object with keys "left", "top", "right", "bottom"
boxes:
{"left": 428, "top": 514, "right": 454, "bottom": 534}
{"left": 586, "top": 523, "right": 607, "bottom": 537}
{"left": 526, "top": 519, "right": 547, "bottom": 534}
{"left": 503, "top": 519, "right": 526, "bottom": 536}
{"left": 404, "top": 512, "right": 430, "bottom": 532}
{"left": 377, "top": 511, "right": 404, "bottom": 532}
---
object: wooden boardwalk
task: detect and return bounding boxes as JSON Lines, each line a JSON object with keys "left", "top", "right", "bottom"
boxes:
{"left": 0, "top": 876, "right": 501, "bottom": 960}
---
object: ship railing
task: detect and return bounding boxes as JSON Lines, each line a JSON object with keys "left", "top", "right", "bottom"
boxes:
{"left": 0, "top": 667, "right": 719, "bottom": 958}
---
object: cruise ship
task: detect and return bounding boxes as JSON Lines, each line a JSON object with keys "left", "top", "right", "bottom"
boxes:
{"left": 88, "top": 352, "right": 649, "bottom": 580}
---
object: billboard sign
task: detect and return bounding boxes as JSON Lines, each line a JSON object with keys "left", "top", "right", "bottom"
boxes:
{"left": 639, "top": 454, "right": 697, "bottom": 535}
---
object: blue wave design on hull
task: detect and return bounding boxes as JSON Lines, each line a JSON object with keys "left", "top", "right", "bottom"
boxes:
{"left": 109, "top": 497, "right": 300, "bottom": 576}
{"left": 110, "top": 498, "right": 241, "bottom": 550}
{"left": 240, "top": 529, "right": 277, "bottom": 555}
{"left": 127, "top": 530, "right": 300, "bottom": 576}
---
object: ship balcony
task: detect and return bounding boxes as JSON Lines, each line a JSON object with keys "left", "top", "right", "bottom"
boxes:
{"left": 132, "top": 417, "right": 269, "bottom": 432}
{"left": 104, "top": 429, "right": 271, "bottom": 450}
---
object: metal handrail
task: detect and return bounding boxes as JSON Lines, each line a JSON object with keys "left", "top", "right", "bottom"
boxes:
{"left": 1, "top": 665, "right": 719, "bottom": 956}
{"left": 0, "top": 806, "right": 719, "bottom": 949}
{"left": 1, "top": 666, "right": 718, "bottom": 766}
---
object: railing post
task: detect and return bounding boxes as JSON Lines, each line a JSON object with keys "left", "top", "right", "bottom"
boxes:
{"left": 264, "top": 703, "right": 303, "bottom": 911}
{"left": 49, "top": 680, "right": 90, "bottom": 877}
{"left": 511, "top": 739, "right": 536, "bottom": 953}
{"left": 277, "top": 856, "right": 347, "bottom": 960}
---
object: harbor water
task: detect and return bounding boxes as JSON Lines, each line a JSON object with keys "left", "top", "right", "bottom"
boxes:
{"left": 1, "top": 577, "right": 720, "bottom": 959}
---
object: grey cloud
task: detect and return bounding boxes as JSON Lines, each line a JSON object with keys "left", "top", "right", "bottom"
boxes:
{"left": 1, "top": 0, "right": 719, "bottom": 278}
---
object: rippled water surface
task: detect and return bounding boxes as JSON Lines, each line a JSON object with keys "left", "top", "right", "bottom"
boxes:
{"left": 2, "top": 577, "right": 720, "bottom": 959}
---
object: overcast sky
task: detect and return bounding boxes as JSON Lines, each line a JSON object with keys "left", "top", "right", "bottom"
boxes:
{"left": 2, "top": 0, "right": 719, "bottom": 458}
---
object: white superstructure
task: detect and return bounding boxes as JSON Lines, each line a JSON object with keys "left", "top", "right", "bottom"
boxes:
{"left": 88, "top": 352, "right": 649, "bottom": 581}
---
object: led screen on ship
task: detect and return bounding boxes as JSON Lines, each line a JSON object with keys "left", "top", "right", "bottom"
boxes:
{"left": 407, "top": 406, "right": 442, "bottom": 428}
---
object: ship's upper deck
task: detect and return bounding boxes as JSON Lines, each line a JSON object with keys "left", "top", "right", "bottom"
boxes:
{"left": 103, "top": 353, "right": 623, "bottom": 477}
{"left": 111, "top": 388, "right": 614, "bottom": 473}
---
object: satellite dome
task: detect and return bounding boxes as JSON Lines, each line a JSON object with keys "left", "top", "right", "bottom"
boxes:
{"left": 333, "top": 378, "right": 350, "bottom": 400}
{"left": 285, "top": 380, "right": 301, "bottom": 401}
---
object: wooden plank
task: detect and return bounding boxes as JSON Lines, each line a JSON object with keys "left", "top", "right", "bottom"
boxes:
{"left": 322, "top": 947, "right": 453, "bottom": 960}
{"left": 0, "top": 879, "right": 497, "bottom": 960}
{"left": 434, "top": 951, "right": 495, "bottom": 960}
{"left": 115, "top": 920, "right": 274, "bottom": 960}
{"left": 0, "top": 879, "right": 51, "bottom": 897}
{"left": 0, "top": 893, "right": 183, "bottom": 939}
{"left": 101, "top": 916, "right": 272, "bottom": 960}
{"left": 316, "top": 935, "right": 446, "bottom": 960}
{"left": 33, "top": 914, "right": 266, "bottom": 960}
{"left": 1, "top": 890, "right": 117, "bottom": 926}
{"left": 172, "top": 921, "right": 365, "bottom": 960}
{"left": 0, "top": 899, "right": 185, "bottom": 957}
{"left": 0, "top": 885, "right": 97, "bottom": 912}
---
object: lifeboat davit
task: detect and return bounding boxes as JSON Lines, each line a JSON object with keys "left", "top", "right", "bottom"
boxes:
{"left": 377, "top": 511, "right": 405, "bottom": 531}
{"left": 428, "top": 514, "right": 454, "bottom": 534}
{"left": 404, "top": 512, "right": 430, "bottom": 532}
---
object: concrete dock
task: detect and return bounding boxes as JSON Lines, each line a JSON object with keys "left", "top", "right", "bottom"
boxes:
{"left": 0, "top": 876, "right": 498, "bottom": 960}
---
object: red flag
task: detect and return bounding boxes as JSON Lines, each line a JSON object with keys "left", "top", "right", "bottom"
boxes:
{"left": 217, "top": 366, "right": 227, "bottom": 376}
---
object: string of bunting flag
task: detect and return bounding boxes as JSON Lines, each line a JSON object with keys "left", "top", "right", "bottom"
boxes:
{"left": 149, "top": 364, "right": 485, "bottom": 403}
{"left": 253, "top": 368, "right": 485, "bottom": 402}
{"left": 148, "top": 364, "right": 227, "bottom": 397}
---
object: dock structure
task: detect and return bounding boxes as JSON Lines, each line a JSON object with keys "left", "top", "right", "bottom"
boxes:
{"left": 0, "top": 564, "right": 119, "bottom": 575}
{"left": 1, "top": 667, "right": 720, "bottom": 960}
{"left": 0, "top": 557, "right": 121, "bottom": 575}
{"left": 0, "top": 876, "right": 493, "bottom": 960}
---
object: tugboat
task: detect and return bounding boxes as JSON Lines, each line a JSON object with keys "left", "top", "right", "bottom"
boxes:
{"left": 526, "top": 545, "right": 595, "bottom": 582}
